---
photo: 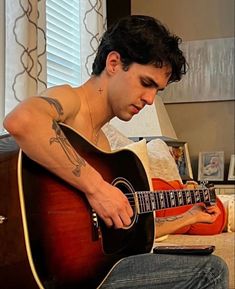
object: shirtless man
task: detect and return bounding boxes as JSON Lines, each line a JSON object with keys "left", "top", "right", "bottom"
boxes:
{"left": 4, "top": 15, "right": 228, "bottom": 289}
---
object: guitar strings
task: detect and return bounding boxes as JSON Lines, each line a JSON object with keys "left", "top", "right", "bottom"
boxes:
{"left": 123, "top": 189, "right": 211, "bottom": 207}
{"left": 122, "top": 189, "right": 209, "bottom": 196}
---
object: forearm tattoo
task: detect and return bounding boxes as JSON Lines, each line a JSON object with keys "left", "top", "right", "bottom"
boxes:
{"left": 155, "top": 215, "right": 184, "bottom": 227}
{"left": 40, "top": 96, "right": 86, "bottom": 177}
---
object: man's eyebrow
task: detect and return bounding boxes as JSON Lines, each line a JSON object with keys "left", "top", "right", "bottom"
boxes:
{"left": 146, "top": 77, "right": 165, "bottom": 91}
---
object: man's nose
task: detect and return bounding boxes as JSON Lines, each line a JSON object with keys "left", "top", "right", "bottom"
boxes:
{"left": 142, "top": 90, "right": 157, "bottom": 105}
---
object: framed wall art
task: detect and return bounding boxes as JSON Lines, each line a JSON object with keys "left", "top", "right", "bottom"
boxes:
{"left": 160, "top": 38, "right": 234, "bottom": 103}
{"left": 198, "top": 151, "right": 224, "bottom": 181}
{"left": 228, "top": 154, "right": 235, "bottom": 181}
{"left": 165, "top": 140, "right": 193, "bottom": 181}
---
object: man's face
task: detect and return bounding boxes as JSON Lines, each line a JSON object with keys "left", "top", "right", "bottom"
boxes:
{"left": 108, "top": 62, "right": 171, "bottom": 121}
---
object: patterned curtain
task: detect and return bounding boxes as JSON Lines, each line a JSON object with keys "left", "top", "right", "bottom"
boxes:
{"left": 5, "top": 0, "right": 47, "bottom": 116}
{"left": 80, "top": 0, "right": 107, "bottom": 82}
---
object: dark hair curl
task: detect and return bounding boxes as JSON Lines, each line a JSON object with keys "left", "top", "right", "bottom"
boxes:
{"left": 92, "top": 15, "right": 187, "bottom": 83}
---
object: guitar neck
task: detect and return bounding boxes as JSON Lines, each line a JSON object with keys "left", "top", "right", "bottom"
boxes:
{"left": 136, "top": 188, "right": 216, "bottom": 214}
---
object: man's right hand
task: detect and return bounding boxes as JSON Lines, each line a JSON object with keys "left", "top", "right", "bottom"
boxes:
{"left": 85, "top": 179, "right": 134, "bottom": 229}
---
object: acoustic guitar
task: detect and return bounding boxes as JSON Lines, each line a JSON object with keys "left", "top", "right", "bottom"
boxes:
{"left": 0, "top": 124, "right": 216, "bottom": 289}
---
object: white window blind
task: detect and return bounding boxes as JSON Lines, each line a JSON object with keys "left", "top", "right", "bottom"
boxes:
{"left": 46, "top": 0, "right": 81, "bottom": 88}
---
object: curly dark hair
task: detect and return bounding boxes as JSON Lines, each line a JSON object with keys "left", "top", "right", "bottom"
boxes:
{"left": 92, "top": 15, "right": 187, "bottom": 83}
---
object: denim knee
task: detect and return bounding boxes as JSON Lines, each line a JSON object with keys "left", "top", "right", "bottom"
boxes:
{"left": 207, "top": 255, "right": 229, "bottom": 289}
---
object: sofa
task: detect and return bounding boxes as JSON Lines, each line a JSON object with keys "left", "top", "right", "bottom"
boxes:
{"left": 103, "top": 123, "right": 235, "bottom": 289}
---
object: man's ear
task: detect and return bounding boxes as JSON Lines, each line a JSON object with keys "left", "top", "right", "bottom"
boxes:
{"left": 106, "top": 51, "right": 121, "bottom": 74}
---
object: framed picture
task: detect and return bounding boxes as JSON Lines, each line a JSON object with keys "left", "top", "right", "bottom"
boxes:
{"left": 198, "top": 151, "right": 224, "bottom": 181}
{"left": 160, "top": 38, "right": 234, "bottom": 103}
{"left": 165, "top": 140, "right": 193, "bottom": 181}
{"left": 228, "top": 154, "right": 235, "bottom": 181}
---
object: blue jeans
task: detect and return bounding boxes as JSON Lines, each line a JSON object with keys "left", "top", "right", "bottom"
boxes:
{"left": 100, "top": 253, "right": 229, "bottom": 289}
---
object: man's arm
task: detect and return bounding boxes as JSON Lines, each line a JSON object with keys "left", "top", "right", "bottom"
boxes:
{"left": 155, "top": 204, "right": 221, "bottom": 238}
{"left": 3, "top": 90, "right": 133, "bottom": 229}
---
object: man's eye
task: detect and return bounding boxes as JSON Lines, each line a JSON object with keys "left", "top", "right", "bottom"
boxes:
{"left": 141, "top": 80, "right": 152, "bottom": 87}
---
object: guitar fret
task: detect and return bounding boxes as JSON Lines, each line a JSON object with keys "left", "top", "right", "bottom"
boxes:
{"left": 165, "top": 191, "right": 169, "bottom": 208}
{"left": 138, "top": 192, "right": 144, "bottom": 213}
{"left": 191, "top": 191, "right": 196, "bottom": 204}
{"left": 203, "top": 190, "right": 209, "bottom": 203}
{"left": 186, "top": 190, "right": 192, "bottom": 204}
{"left": 167, "top": 191, "right": 171, "bottom": 208}
{"left": 165, "top": 191, "right": 168, "bottom": 207}
{"left": 144, "top": 192, "right": 151, "bottom": 212}
{"left": 170, "top": 191, "right": 176, "bottom": 207}
{"left": 200, "top": 190, "right": 205, "bottom": 202}
{"left": 142, "top": 192, "right": 147, "bottom": 212}
{"left": 143, "top": 192, "right": 147, "bottom": 211}
{"left": 154, "top": 192, "right": 160, "bottom": 210}
{"left": 159, "top": 192, "right": 165, "bottom": 209}
{"left": 182, "top": 191, "right": 187, "bottom": 205}
{"left": 167, "top": 191, "right": 171, "bottom": 207}
{"left": 150, "top": 192, "right": 156, "bottom": 211}
{"left": 195, "top": 190, "right": 201, "bottom": 203}
{"left": 177, "top": 191, "right": 183, "bottom": 206}
{"left": 157, "top": 192, "right": 161, "bottom": 209}
{"left": 167, "top": 191, "right": 172, "bottom": 208}
{"left": 174, "top": 191, "right": 180, "bottom": 207}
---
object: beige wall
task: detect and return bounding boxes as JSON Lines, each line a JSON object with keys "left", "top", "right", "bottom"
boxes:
{"left": 132, "top": 0, "right": 234, "bottom": 40}
{"left": 132, "top": 0, "right": 235, "bottom": 180}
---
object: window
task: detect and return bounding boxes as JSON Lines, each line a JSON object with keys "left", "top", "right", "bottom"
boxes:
{"left": 46, "top": 0, "right": 81, "bottom": 88}
{"left": 1, "top": 0, "right": 105, "bottom": 134}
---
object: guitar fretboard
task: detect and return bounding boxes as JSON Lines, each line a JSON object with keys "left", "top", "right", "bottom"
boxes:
{"left": 136, "top": 188, "right": 215, "bottom": 214}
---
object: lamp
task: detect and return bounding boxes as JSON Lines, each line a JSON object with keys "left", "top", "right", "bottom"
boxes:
{"left": 110, "top": 95, "right": 178, "bottom": 141}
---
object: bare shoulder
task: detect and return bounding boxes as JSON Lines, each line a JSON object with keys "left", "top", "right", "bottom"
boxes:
{"left": 40, "top": 84, "right": 77, "bottom": 99}
{"left": 39, "top": 84, "right": 82, "bottom": 121}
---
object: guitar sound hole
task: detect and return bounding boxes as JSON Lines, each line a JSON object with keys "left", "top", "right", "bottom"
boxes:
{"left": 112, "top": 177, "right": 137, "bottom": 228}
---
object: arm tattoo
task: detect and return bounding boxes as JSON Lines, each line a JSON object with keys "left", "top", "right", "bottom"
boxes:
{"left": 40, "top": 96, "right": 64, "bottom": 119}
{"left": 40, "top": 96, "right": 85, "bottom": 177}
{"left": 50, "top": 120, "right": 85, "bottom": 177}
{"left": 155, "top": 215, "right": 184, "bottom": 227}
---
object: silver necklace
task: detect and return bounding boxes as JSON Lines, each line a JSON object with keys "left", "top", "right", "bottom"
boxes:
{"left": 82, "top": 87, "right": 100, "bottom": 145}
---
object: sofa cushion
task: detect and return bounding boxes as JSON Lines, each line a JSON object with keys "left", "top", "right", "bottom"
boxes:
{"left": 217, "top": 194, "right": 234, "bottom": 232}
{"left": 147, "top": 138, "right": 182, "bottom": 181}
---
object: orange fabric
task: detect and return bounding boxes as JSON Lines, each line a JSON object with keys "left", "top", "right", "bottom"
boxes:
{"left": 152, "top": 178, "right": 184, "bottom": 191}
{"left": 187, "top": 197, "right": 226, "bottom": 235}
{"left": 152, "top": 178, "right": 227, "bottom": 235}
